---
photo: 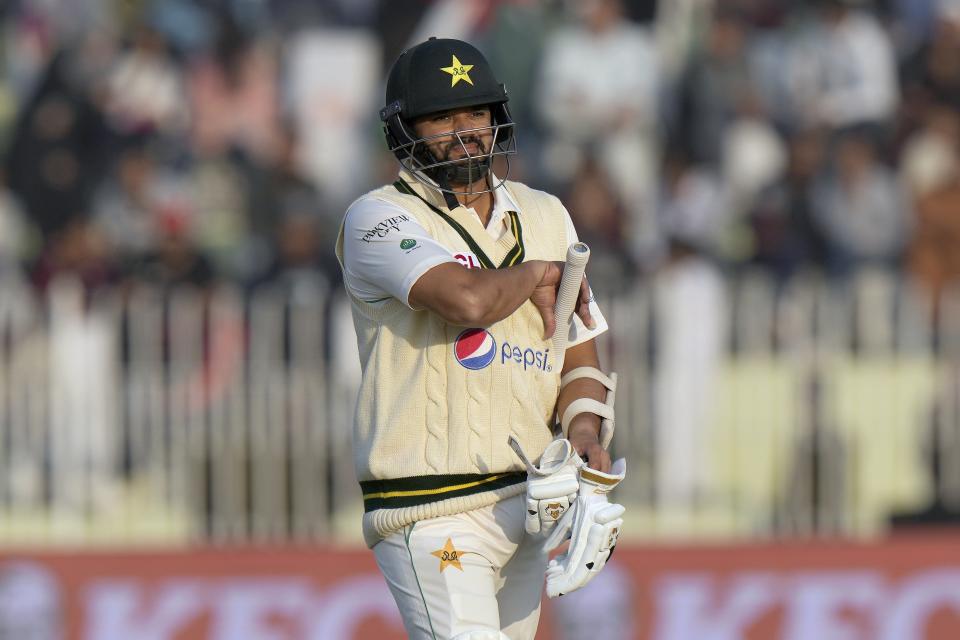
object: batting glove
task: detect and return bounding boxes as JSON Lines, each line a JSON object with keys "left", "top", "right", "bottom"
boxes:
{"left": 545, "top": 458, "right": 626, "bottom": 598}
{"left": 508, "top": 436, "right": 582, "bottom": 536}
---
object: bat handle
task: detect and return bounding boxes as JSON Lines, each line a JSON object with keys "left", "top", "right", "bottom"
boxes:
{"left": 551, "top": 242, "right": 590, "bottom": 372}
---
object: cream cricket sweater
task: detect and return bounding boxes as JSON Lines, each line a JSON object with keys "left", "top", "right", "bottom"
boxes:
{"left": 336, "top": 171, "right": 570, "bottom": 546}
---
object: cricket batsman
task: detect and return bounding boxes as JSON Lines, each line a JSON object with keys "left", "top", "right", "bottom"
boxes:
{"left": 335, "top": 37, "right": 626, "bottom": 639}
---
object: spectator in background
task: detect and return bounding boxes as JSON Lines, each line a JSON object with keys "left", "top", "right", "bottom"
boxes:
{"left": 285, "top": 26, "right": 380, "bottom": 208}
{"left": 31, "top": 217, "right": 117, "bottom": 296}
{"left": 676, "top": 8, "right": 787, "bottom": 232}
{"left": 901, "top": 4, "right": 960, "bottom": 113}
{"left": 535, "top": 0, "right": 661, "bottom": 257}
{"left": 0, "top": 45, "right": 19, "bottom": 153}
{"left": 187, "top": 16, "right": 281, "bottom": 162}
{"left": 2, "top": 6, "right": 57, "bottom": 108}
{"left": 243, "top": 123, "right": 328, "bottom": 273}
{"left": 0, "top": 170, "right": 36, "bottom": 277}
{"left": 248, "top": 208, "right": 338, "bottom": 366}
{"left": 907, "top": 118, "right": 960, "bottom": 313}
{"left": 900, "top": 102, "right": 960, "bottom": 198}
{"left": 655, "top": 149, "right": 727, "bottom": 261}
{"left": 720, "top": 93, "right": 787, "bottom": 226}
{"left": 186, "top": 152, "right": 253, "bottom": 280}
{"left": 896, "top": 5, "right": 960, "bottom": 156}
{"left": 101, "top": 25, "right": 186, "bottom": 137}
{"left": 811, "top": 130, "right": 912, "bottom": 278}
{"left": 653, "top": 149, "right": 728, "bottom": 508}
{"left": 129, "top": 209, "right": 216, "bottom": 292}
{"left": 183, "top": 16, "right": 286, "bottom": 281}
{"left": 888, "top": 0, "right": 941, "bottom": 60}
{"left": 481, "top": 1, "right": 561, "bottom": 134}
{"left": 678, "top": 8, "right": 755, "bottom": 168}
{"left": 249, "top": 210, "right": 338, "bottom": 302}
{"left": 90, "top": 140, "right": 166, "bottom": 267}
{"left": 748, "top": 129, "right": 828, "bottom": 282}
{"left": 561, "top": 155, "right": 635, "bottom": 297}
{"left": 4, "top": 49, "right": 110, "bottom": 239}
{"left": 788, "top": 0, "right": 899, "bottom": 134}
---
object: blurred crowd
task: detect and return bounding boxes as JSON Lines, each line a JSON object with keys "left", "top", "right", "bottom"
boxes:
{"left": 1, "top": 0, "right": 959, "bottom": 312}
{"left": 2, "top": 0, "right": 959, "bottom": 538}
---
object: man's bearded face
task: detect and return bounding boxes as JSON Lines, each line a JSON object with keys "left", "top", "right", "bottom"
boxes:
{"left": 414, "top": 107, "right": 493, "bottom": 164}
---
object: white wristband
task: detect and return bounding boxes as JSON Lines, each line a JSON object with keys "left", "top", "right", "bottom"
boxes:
{"left": 558, "top": 367, "right": 618, "bottom": 449}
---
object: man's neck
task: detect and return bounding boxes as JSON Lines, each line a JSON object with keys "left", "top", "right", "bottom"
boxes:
{"left": 452, "top": 182, "right": 494, "bottom": 227}
{"left": 458, "top": 191, "right": 493, "bottom": 222}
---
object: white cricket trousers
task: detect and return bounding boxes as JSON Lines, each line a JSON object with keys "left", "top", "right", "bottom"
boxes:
{"left": 373, "top": 494, "right": 548, "bottom": 640}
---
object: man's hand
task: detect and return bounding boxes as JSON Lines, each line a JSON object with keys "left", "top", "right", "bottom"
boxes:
{"left": 509, "top": 437, "right": 582, "bottom": 537}
{"left": 568, "top": 421, "right": 612, "bottom": 473}
{"left": 529, "top": 261, "right": 596, "bottom": 339}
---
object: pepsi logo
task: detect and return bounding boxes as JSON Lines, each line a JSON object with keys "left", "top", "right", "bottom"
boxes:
{"left": 454, "top": 329, "right": 497, "bottom": 370}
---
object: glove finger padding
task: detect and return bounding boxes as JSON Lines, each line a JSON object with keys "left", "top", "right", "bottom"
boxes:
{"left": 527, "top": 493, "right": 572, "bottom": 534}
{"left": 509, "top": 437, "right": 582, "bottom": 535}
{"left": 545, "top": 458, "right": 626, "bottom": 598}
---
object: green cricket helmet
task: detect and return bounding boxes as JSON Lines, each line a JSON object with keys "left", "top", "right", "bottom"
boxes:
{"left": 380, "top": 37, "right": 516, "bottom": 197}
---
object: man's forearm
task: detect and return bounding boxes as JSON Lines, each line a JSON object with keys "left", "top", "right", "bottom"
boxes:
{"left": 459, "top": 261, "right": 547, "bottom": 327}
{"left": 410, "top": 260, "right": 551, "bottom": 328}
{"left": 556, "top": 341, "right": 604, "bottom": 441}
{"left": 557, "top": 380, "right": 605, "bottom": 439}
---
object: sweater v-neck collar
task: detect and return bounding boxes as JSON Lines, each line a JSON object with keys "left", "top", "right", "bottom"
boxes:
{"left": 394, "top": 172, "right": 525, "bottom": 269}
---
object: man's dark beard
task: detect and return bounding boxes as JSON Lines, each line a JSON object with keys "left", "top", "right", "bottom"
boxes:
{"left": 440, "top": 134, "right": 488, "bottom": 162}
{"left": 432, "top": 134, "right": 491, "bottom": 187}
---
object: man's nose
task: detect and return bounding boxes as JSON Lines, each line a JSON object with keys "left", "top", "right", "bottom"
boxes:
{"left": 451, "top": 113, "right": 475, "bottom": 131}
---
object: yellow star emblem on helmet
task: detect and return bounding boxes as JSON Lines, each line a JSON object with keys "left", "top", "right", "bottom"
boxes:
{"left": 440, "top": 55, "right": 474, "bottom": 87}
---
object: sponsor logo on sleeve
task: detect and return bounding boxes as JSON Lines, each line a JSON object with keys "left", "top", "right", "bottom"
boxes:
{"left": 361, "top": 215, "right": 411, "bottom": 243}
{"left": 453, "top": 252, "right": 482, "bottom": 269}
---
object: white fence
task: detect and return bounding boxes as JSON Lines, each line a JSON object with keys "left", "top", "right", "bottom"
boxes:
{"left": 0, "top": 266, "right": 959, "bottom": 547}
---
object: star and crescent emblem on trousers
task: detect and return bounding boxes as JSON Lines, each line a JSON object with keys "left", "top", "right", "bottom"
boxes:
{"left": 440, "top": 55, "right": 474, "bottom": 87}
{"left": 430, "top": 537, "right": 475, "bottom": 572}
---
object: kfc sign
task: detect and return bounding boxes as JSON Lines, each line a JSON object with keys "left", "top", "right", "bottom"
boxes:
{"left": 653, "top": 569, "right": 960, "bottom": 639}
{"left": 0, "top": 550, "right": 408, "bottom": 640}
{"left": 2, "top": 533, "right": 958, "bottom": 640}
{"left": 84, "top": 575, "right": 401, "bottom": 640}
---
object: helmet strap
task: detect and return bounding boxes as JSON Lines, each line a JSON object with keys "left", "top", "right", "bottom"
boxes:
{"left": 435, "top": 157, "right": 491, "bottom": 186}
{"left": 442, "top": 188, "right": 460, "bottom": 210}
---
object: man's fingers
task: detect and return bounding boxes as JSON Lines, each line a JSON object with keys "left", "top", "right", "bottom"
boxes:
{"left": 584, "top": 444, "right": 612, "bottom": 473}
{"left": 577, "top": 277, "right": 596, "bottom": 329}
{"left": 534, "top": 264, "right": 592, "bottom": 339}
{"left": 541, "top": 306, "right": 556, "bottom": 340}
{"left": 542, "top": 261, "right": 563, "bottom": 286}
{"left": 592, "top": 450, "right": 612, "bottom": 473}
